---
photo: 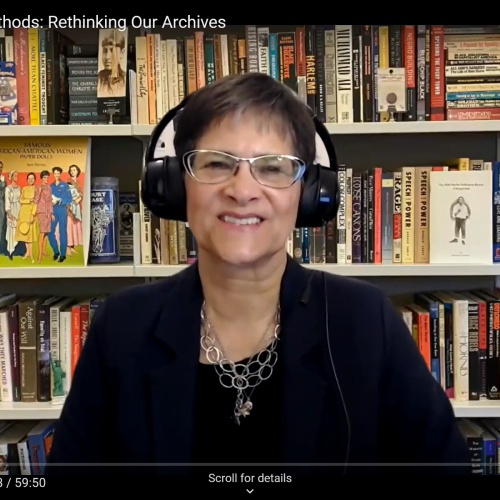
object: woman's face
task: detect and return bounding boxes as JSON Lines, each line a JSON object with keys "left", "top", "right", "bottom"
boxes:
{"left": 185, "top": 112, "right": 301, "bottom": 267}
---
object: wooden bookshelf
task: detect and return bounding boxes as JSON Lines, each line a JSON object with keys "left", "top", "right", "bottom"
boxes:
{"left": 1, "top": 263, "right": 499, "bottom": 279}
{"left": 0, "top": 124, "right": 133, "bottom": 137}
{"left": 1, "top": 121, "right": 500, "bottom": 139}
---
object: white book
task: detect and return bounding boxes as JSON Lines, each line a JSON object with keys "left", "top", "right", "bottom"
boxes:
{"left": 345, "top": 167, "right": 353, "bottom": 263}
{"left": 59, "top": 308, "right": 72, "bottom": 398}
{"left": 451, "top": 294, "right": 469, "bottom": 402}
{"left": 0, "top": 309, "right": 13, "bottom": 402}
{"left": 221, "top": 35, "right": 230, "bottom": 76}
{"left": 257, "top": 27, "right": 269, "bottom": 75}
{"left": 17, "top": 438, "right": 31, "bottom": 474}
{"left": 50, "top": 298, "right": 74, "bottom": 402}
{"left": 0, "top": 294, "right": 16, "bottom": 402}
{"left": 429, "top": 170, "right": 492, "bottom": 264}
{"left": 336, "top": 166, "right": 346, "bottom": 263}
{"left": 335, "top": 25, "right": 353, "bottom": 123}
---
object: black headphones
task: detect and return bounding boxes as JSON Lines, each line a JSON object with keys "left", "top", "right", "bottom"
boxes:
{"left": 141, "top": 96, "right": 340, "bottom": 228}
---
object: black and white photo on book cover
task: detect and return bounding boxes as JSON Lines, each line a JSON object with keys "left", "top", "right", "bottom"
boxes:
{"left": 429, "top": 170, "right": 492, "bottom": 264}
{"left": 97, "top": 28, "right": 128, "bottom": 98}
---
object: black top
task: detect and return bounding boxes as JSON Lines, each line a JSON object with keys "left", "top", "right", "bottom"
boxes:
{"left": 191, "top": 353, "right": 283, "bottom": 474}
{"left": 45, "top": 257, "right": 471, "bottom": 475}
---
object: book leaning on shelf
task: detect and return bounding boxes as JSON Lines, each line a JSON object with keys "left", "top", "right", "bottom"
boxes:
{"left": 138, "top": 163, "right": 498, "bottom": 266}
{"left": 0, "top": 137, "right": 91, "bottom": 267}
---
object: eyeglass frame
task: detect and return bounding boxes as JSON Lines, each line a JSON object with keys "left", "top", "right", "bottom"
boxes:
{"left": 182, "top": 149, "right": 307, "bottom": 189}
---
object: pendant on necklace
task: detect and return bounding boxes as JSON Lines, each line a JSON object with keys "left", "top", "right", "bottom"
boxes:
{"left": 234, "top": 400, "right": 253, "bottom": 425}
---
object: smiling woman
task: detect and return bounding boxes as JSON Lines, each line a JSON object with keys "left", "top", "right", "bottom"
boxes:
{"left": 45, "top": 73, "right": 471, "bottom": 476}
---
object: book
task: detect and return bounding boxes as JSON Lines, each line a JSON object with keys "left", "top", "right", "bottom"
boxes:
{"left": 0, "top": 137, "right": 91, "bottom": 267}
{"left": 429, "top": 170, "right": 493, "bottom": 264}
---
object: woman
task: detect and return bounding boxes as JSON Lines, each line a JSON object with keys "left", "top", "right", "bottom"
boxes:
{"left": 46, "top": 73, "right": 470, "bottom": 476}
{"left": 4, "top": 170, "right": 20, "bottom": 260}
{"left": 15, "top": 171, "right": 39, "bottom": 263}
{"left": 34, "top": 170, "right": 53, "bottom": 263}
{"left": 65, "top": 164, "right": 83, "bottom": 255}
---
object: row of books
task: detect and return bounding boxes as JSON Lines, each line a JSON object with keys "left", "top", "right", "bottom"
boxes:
{"left": 0, "top": 293, "right": 106, "bottom": 404}
{"left": 137, "top": 162, "right": 499, "bottom": 266}
{"left": 0, "top": 27, "right": 133, "bottom": 125}
{"left": 395, "top": 288, "right": 500, "bottom": 403}
{"left": 0, "top": 419, "right": 54, "bottom": 474}
{"left": 444, "top": 31, "right": 500, "bottom": 121}
{"left": 461, "top": 418, "right": 500, "bottom": 474}
{"left": 0, "top": 417, "right": 496, "bottom": 475}
{"left": 128, "top": 25, "right": 500, "bottom": 126}
{"left": 4, "top": 25, "right": 500, "bottom": 127}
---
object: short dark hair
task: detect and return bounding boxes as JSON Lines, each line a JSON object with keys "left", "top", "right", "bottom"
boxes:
{"left": 69, "top": 164, "right": 81, "bottom": 177}
{"left": 52, "top": 166, "right": 62, "bottom": 173}
{"left": 27, "top": 172, "right": 35, "bottom": 180}
{"left": 173, "top": 73, "right": 316, "bottom": 165}
{"left": 40, "top": 170, "right": 49, "bottom": 179}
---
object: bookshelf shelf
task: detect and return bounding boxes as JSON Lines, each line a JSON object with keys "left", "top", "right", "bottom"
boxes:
{"left": 1, "top": 263, "right": 499, "bottom": 279}
{"left": 452, "top": 400, "right": 500, "bottom": 418}
{"left": 0, "top": 399, "right": 497, "bottom": 420}
{"left": 324, "top": 121, "right": 500, "bottom": 135}
{"left": 0, "top": 125, "right": 132, "bottom": 137}
{"left": 133, "top": 263, "right": 500, "bottom": 278}
{"left": 134, "top": 264, "right": 188, "bottom": 277}
{"left": 0, "top": 263, "right": 135, "bottom": 279}
{"left": 0, "top": 402, "right": 62, "bottom": 419}
{"left": 2, "top": 121, "right": 500, "bottom": 139}
{"left": 131, "top": 121, "right": 500, "bottom": 137}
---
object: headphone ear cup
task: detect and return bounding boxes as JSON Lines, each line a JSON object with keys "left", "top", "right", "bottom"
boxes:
{"left": 296, "top": 163, "right": 320, "bottom": 228}
{"left": 296, "top": 164, "right": 339, "bottom": 228}
{"left": 141, "top": 156, "right": 187, "bottom": 221}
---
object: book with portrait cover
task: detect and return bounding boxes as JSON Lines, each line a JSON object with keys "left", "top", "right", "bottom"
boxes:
{"left": 0, "top": 137, "right": 91, "bottom": 267}
{"left": 429, "top": 170, "right": 492, "bottom": 264}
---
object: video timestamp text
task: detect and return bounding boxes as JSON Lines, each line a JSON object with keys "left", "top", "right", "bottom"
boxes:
{"left": 0, "top": 477, "right": 46, "bottom": 488}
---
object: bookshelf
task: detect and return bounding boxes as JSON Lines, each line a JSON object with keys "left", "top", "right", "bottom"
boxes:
{"left": 133, "top": 263, "right": 500, "bottom": 278}
{"left": 2, "top": 121, "right": 500, "bottom": 140}
{"left": 133, "top": 121, "right": 500, "bottom": 136}
{"left": 0, "top": 124, "right": 133, "bottom": 137}
{"left": 2, "top": 26, "right": 500, "bottom": 434}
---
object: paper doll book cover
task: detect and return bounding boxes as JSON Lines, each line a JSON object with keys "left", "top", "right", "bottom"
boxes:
{"left": 0, "top": 136, "right": 91, "bottom": 267}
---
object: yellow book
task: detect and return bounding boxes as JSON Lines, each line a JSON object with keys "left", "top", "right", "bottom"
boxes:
{"left": 446, "top": 158, "right": 469, "bottom": 170}
{"left": 401, "top": 166, "right": 415, "bottom": 263}
{"left": 414, "top": 167, "right": 430, "bottom": 263}
{"left": 27, "top": 28, "right": 39, "bottom": 125}
{"left": 378, "top": 26, "right": 390, "bottom": 122}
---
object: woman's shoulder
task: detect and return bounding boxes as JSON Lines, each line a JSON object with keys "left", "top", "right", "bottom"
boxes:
{"left": 313, "top": 269, "right": 384, "bottom": 304}
{"left": 103, "top": 272, "right": 184, "bottom": 314}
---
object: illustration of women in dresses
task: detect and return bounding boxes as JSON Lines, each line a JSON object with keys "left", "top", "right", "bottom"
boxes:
{"left": 15, "top": 172, "right": 39, "bottom": 263}
{"left": 4, "top": 170, "right": 21, "bottom": 260}
{"left": 34, "top": 170, "right": 53, "bottom": 263}
{"left": 66, "top": 164, "right": 83, "bottom": 255}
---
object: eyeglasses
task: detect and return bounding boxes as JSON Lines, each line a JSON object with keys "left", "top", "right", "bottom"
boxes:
{"left": 183, "top": 150, "right": 306, "bottom": 189}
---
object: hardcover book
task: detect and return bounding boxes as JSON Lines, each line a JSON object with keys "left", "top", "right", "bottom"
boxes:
{"left": 429, "top": 170, "right": 492, "bottom": 264}
{"left": 0, "top": 137, "right": 91, "bottom": 267}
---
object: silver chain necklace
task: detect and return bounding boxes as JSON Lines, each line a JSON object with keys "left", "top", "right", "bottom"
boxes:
{"left": 200, "top": 302, "right": 280, "bottom": 425}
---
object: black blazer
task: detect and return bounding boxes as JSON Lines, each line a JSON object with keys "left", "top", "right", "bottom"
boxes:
{"left": 46, "top": 257, "right": 470, "bottom": 475}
